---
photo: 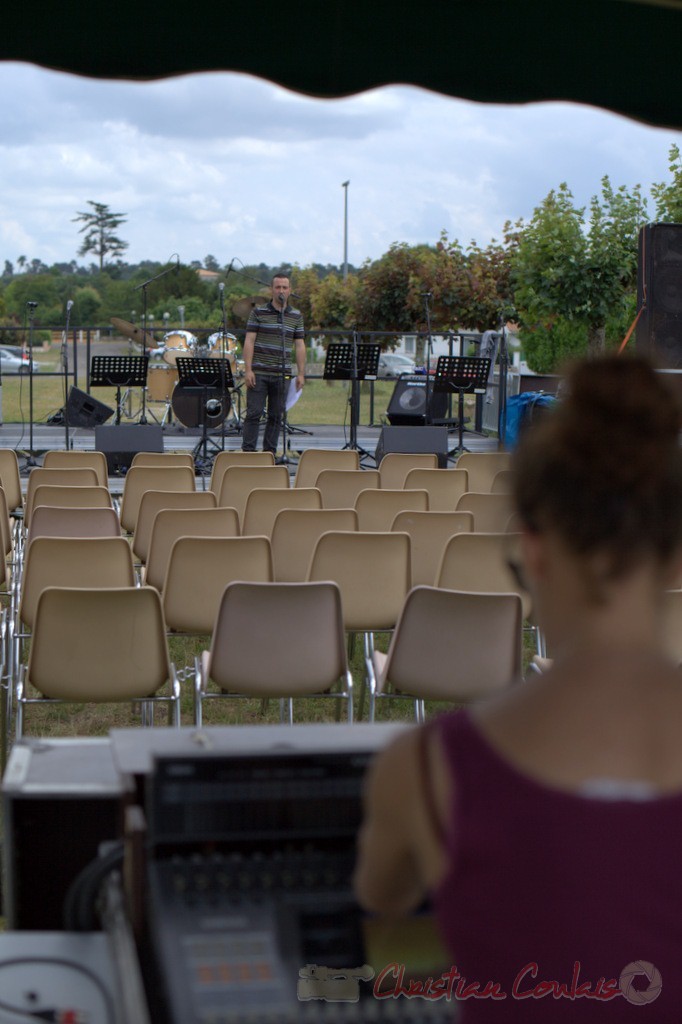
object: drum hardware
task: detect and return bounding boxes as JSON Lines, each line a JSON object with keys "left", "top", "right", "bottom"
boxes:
{"left": 111, "top": 316, "right": 157, "bottom": 349}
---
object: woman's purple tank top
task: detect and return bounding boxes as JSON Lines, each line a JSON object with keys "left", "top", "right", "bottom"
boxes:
{"left": 430, "top": 709, "right": 682, "bottom": 1021}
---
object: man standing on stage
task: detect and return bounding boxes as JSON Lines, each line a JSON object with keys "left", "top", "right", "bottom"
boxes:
{"left": 241, "top": 273, "right": 306, "bottom": 455}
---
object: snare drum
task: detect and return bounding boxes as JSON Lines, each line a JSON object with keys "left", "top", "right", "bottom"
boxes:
{"left": 163, "top": 330, "right": 197, "bottom": 366}
{"left": 146, "top": 365, "right": 179, "bottom": 402}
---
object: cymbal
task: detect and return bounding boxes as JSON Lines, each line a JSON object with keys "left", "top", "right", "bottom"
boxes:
{"left": 111, "top": 317, "right": 157, "bottom": 348}
{"left": 232, "top": 295, "right": 266, "bottom": 320}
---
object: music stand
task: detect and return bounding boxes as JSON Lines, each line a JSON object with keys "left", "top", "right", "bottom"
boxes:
{"left": 90, "top": 356, "right": 149, "bottom": 426}
{"left": 434, "top": 356, "right": 491, "bottom": 456}
{"left": 323, "top": 340, "right": 380, "bottom": 462}
{"left": 176, "top": 357, "right": 234, "bottom": 469}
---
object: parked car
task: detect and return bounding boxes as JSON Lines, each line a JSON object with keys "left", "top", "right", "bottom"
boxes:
{"left": 0, "top": 348, "right": 39, "bottom": 374}
{"left": 378, "top": 353, "right": 417, "bottom": 377}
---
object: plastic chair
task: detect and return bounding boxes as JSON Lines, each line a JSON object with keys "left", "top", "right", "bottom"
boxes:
{"left": 293, "top": 449, "right": 359, "bottom": 488}
{"left": 316, "top": 469, "right": 380, "bottom": 509}
{"left": 30, "top": 485, "right": 113, "bottom": 518}
{"left": 455, "top": 491, "right": 514, "bottom": 532}
{"left": 355, "top": 488, "right": 428, "bottom": 531}
{"left": 119, "top": 465, "right": 196, "bottom": 534}
{"left": 210, "top": 450, "right": 275, "bottom": 496}
{"left": 194, "top": 581, "right": 353, "bottom": 726}
{"left": 15, "top": 586, "right": 180, "bottom": 737}
{"left": 27, "top": 505, "right": 121, "bottom": 545}
{"left": 25, "top": 467, "right": 100, "bottom": 527}
{"left": 131, "top": 452, "right": 195, "bottom": 469}
{"left": 217, "top": 465, "right": 289, "bottom": 527}
{"left": 391, "top": 509, "right": 474, "bottom": 586}
{"left": 403, "top": 467, "right": 468, "bottom": 510}
{"left": 378, "top": 452, "right": 438, "bottom": 489}
{"left": 242, "top": 487, "right": 322, "bottom": 537}
{"left": 436, "top": 531, "right": 532, "bottom": 619}
{"left": 491, "top": 469, "right": 514, "bottom": 494}
{"left": 144, "top": 507, "right": 240, "bottom": 591}
{"left": 369, "top": 586, "right": 523, "bottom": 721}
{"left": 0, "top": 449, "right": 23, "bottom": 514}
{"left": 455, "top": 452, "right": 512, "bottom": 493}
{"left": 132, "top": 489, "right": 217, "bottom": 564}
{"left": 162, "top": 535, "right": 273, "bottom": 635}
{"left": 43, "top": 450, "right": 109, "bottom": 487}
{"left": 271, "top": 508, "right": 358, "bottom": 582}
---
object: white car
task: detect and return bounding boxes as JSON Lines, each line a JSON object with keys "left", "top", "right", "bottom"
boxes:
{"left": 378, "top": 352, "right": 417, "bottom": 377}
{"left": 0, "top": 348, "right": 39, "bottom": 374}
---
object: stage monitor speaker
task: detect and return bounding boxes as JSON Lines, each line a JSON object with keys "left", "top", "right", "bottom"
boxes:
{"left": 65, "top": 386, "right": 114, "bottom": 428}
{"left": 375, "top": 425, "right": 449, "bottom": 468}
{"left": 95, "top": 423, "right": 164, "bottom": 474}
{"left": 636, "top": 222, "right": 682, "bottom": 368}
{"left": 386, "top": 375, "right": 448, "bottom": 426}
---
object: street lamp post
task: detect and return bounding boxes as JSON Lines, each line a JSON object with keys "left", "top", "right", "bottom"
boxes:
{"left": 342, "top": 180, "right": 350, "bottom": 281}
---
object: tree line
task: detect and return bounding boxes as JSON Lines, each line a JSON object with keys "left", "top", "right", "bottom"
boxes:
{"left": 2, "top": 148, "right": 682, "bottom": 372}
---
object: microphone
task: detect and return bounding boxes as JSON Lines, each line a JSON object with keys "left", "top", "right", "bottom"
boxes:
{"left": 66, "top": 300, "right": 74, "bottom": 312}
{"left": 219, "top": 283, "right": 225, "bottom": 293}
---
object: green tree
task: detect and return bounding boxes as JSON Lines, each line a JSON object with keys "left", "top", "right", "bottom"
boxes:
{"left": 73, "top": 201, "right": 129, "bottom": 271}
{"left": 311, "top": 273, "right": 360, "bottom": 331}
{"left": 651, "top": 144, "right": 682, "bottom": 221}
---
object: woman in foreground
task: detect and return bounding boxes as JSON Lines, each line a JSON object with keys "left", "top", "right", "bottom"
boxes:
{"left": 354, "top": 354, "right": 682, "bottom": 1021}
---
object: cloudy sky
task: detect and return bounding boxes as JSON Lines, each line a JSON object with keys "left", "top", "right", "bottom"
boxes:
{"left": 1, "top": 61, "right": 681, "bottom": 273}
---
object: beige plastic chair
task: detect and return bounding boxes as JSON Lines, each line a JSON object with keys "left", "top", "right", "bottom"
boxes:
{"left": 0, "top": 486, "right": 13, "bottom": 558}
{"left": 456, "top": 491, "right": 514, "bottom": 532}
{"left": 132, "top": 489, "right": 217, "bottom": 563}
{"left": 30, "top": 485, "right": 113, "bottom": 518}
{"left": 163, "top": 535, "right": 273, "bottom": 635}
{"left": 27, "top": 505, "right": 121, "bottom": 545}
{"left": 217, "top": 465, "right": 289, "bottom": 527}
{"left": 271, "top": 508, "right": 358, "bottom": 582}
{"left": 242, "top": 487, "right": 322, "bottom": 537}
{"left": 392, "top": 509, "right": 474, "bottom": 586}
{"left": 293, "top": 448, "right": 359, "bottom": 488}
{"left": 378, "top": 452, "right": 438, "bottom": 489}
{"left": 0, "top": 449, "right": 23, "bottom": 513}
{"left": 210, "top": 450, "right": 275, "bottom": 496}
{"left": 144, "top": 506, "right": 240, "bottom": 591}
{"left": 436, "top": 531, "right": 531, "bottom": 619}
{"left": 355, "top": 488, "right": 429, "bottom": 531}
{"left": 119, "top": 465, "right": 196, "bottom": 534}
{"left": 403, "top": 467, "right": 468, "bottom": 510}
{"left": 25, "top": 467, "right": 100, "bottom": 527}
{"left": 194, "top": 581, "right": 353, "bottom": 726}
{"left": 15, "top": 586, "right": 180, "bottom": 737}
{"left": 43, "top": 450, "right": 109, "bottom": 487}
{"left": 316, "top": 469, "right": 380, "bottom": 509}
{"left": 131, "top": 451, "right": 195, "bottom": 469}
{"left": 456, "top": 452, "right": 512, "bottom": 493}
{"left": 369, "top": 586, "right": 523, "bottom": 722}
{"left": 491, "top": 468, "right": 514, "bottom": 494}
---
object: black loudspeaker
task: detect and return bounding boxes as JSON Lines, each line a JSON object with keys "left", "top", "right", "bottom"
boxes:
{"left": 95, "top": 424, "right": 164, "bottom": 474}
{"left": 375, "top": 425, "right": 449, "bottom": 468}
{"left": 636, "top": 223, "right": 682, "bottom": 368}
{"left": 386, "top": 376, "right": 448, "bottom": 425}
{"left": 65, "top": 386, "right": 114, "bottom": 428}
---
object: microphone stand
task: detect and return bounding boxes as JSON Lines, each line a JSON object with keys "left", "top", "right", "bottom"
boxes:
{"left": 25, "top": 302, "right": 39, "bottom": 468}
{"left": 62, "top": 301, "right": 74, "bottom": 450}
{"left": 422, "top": 292, "right": 435, "bottom": 423}
{"left": 278, "top": 295, "right": 297, "bottom": 466}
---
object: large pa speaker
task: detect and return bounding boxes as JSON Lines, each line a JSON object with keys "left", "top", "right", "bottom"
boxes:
{"left": 65, "top": 386, "right": 114, "bottom": 428}
{"left": 375, "top": 425, "right": 449, "bottom": 468}
{"left": 386, "top": 376, "right": 448, "bottom": 425}
{"left": 95, "top": 424, "right": 164, "bottom": 474}
{"left": 636, "top": 223, "right": 682, "bottom": 367}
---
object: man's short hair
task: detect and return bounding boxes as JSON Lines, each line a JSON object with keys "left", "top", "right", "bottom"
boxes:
{"left": 271, "top": 272, "right": 290, "bottom": 285}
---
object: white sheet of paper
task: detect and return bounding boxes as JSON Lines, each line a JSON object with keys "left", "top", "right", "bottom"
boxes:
{"left": 286, "top": 377, "right": 302, "bottom": 411}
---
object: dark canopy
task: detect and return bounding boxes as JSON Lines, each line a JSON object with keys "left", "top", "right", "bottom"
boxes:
{"left": 2, "top": 0, "right": 681, "bottom": 128}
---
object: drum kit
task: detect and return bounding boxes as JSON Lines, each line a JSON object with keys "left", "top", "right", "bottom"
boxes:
{"left": 111, "top": 318, "right": 244, "bottom": 430}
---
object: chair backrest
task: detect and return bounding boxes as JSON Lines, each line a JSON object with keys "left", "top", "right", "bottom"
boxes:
{"left": 31, "top": 485, "right": 113, "bottom": 519}
{"left": 20, "top": 536, "right": 136, "bottom": 629}
{"left": 456, "top": 452, "right": 512, "bottom": 493}
{"left": 315, "top": 469, "right": 380, "bottom": 509}
{"left": 355, "top": 488, "right": 429, "bottom": 531}
{"left": 28, "top": 586, "right": 169, "bottom": 701}
{"left": 25, "top": 467, "right": 100, "bottom": 526}
{"left": 391, "top": 509, "right": 474, "bottom": 586}
{"left": 293, "top": 449, "right": 359, "bottom": 488}
{"left": 210, "top": 450, "right": 275, "bottom": 495}
{"left": 217, "top": 465, "right": 289, "bottom": 527}
{"left": 378, "top": 452, "right": 438, "bottom": 489}
{"left": 43, "top": 450, "right": 109, "bottom": 487}
{"left": 491, "top": 468, "right": 514, "bottom": 494}
{"left": 131, "top": 452, "right": 195, "bottom": 469}
{"left": 27, "top": 505, "right": 121, "bottom": 545}
{"left": 436, "top": 531, "right": 531, "bottom": 618}
{"left": 455, "top": 491, "right": 514, "bottom": 533}
{"left": 0, "top": 486, "right": 12, "bottom": 557}
{"left": 132, "top": 488, "right": 217, "bottom": 563}
{"left": 377, "top": 586, "right": 522, "bottom": 700}
{"left": 403, "top": 468, "right": 468, "bottom": 510}
{"left": 145, "top": 506, "right": 240, "bottom": 591}
{"left": 271, "top": 507, "right": 358, "bottom": 582}
{"left": 242, "top": 487, "right": 322, "bottom": 537}
{"left": 0, "top": 448, "right": 23, "bottom": 512}
{"left": 119, "top": 465, "right": 196, "bottom": 533}
{"left": 163, "top": 535, "right": 273, "bottom": 633}
{"left": 207, "top": 581, "right": 348, "bottom": 696}
{"left": 308, "top": 531, "right": 411, "bottom": 631}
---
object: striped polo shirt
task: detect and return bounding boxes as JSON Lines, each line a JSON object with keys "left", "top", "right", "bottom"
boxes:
{"left": 247, "top": 301, "right": 305, "bottom": 375}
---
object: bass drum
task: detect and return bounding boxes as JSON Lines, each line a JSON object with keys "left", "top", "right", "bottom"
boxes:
{"left": 171, "top": 383, "right": 230, "bottom": 428}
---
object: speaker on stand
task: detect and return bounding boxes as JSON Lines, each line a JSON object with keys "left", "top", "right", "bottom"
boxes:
{"left": 385, "top": 375, "right": 447, "bottom": 425}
